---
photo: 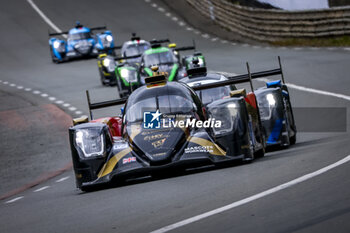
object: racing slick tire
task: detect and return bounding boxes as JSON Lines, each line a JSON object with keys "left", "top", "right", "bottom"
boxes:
{"left": 50, "top": 47, "right": 60, "bottom": 64}
{"left": 117, "top": 78, "right": 125, "bottom": 98}
{"left": 99, "top": 69, "right": 108, "bottom": 86}
{"left": 255, "top": 133, "right": 266, "bottom": 158}
{"left": 243, "top": 133, "right": 255, "bottom": 164}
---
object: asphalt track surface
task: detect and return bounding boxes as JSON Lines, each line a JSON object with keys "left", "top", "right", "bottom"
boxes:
{"left": 1, "top": 0, "right": 350, "bottom": 232}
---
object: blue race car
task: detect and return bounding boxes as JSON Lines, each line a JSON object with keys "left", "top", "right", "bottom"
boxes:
{"left": 48, "top": 21, "right": 115, "bottom": 63}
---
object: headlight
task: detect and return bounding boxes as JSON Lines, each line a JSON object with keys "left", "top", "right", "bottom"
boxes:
{"left": 53, "top": 41, "right": 60, "bottom": 49}
{"left": 266, "top": 94, "right": 276, "bottom": 106}
{"left": 257, "top": 92, "right": 280, "bottom": 120}
{"left": 197, "top": 57, "right": 204, "bottom": 66}
{"left": 106, "top": 35, "right": 113, "bottom": 42}
{"left": 120, "top": 68, "right": 129, "bottom": 78}
{"left": 209, "top": 102, "right": 238, "bottom": 136}
{"left": 103, "top": 58, "right": 111, "bottom": 67}
{"left": 75, "top": 129, "right": 105, "bottom": 158}
{"left": 119, "top": 68, "right": 138, "bottom": 83}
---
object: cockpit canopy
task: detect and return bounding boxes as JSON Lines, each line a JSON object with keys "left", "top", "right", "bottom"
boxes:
{"left": 142, "top": 48, "right": 177, "bottom": 67}
{"left": 124, "top": 82, "right": 201, "bottom": 124}
{"left": 122, "top": 41, "right": 150, "bottom": 57}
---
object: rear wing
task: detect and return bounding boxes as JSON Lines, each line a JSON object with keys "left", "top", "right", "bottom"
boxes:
{"left": 85, "top": 56, "right": 285, "bottom": 120}
{"left": 97, "top": 45, "right": 122, "bottom": 53}
{"left": 48, "top": 25, "right": 108, "bottom": 37}
{"left": 90, "top": 26, "right": 107, "bottom": 31}
{"left": 114, "top": 54, "right": 142, "bottom": 61}
{"left": 150, "top": 39, "right": 170, "bottom": 44}
{"left": 86, "top": 91, "right": 128, "bottom": 120}
{"left": 174, "top": 40, "right": 196, "bottom": 52}
{"left": 48, "top": 31, "right": 69, "bottom": 37}
{"left": 193, "top": 56, "right": 285, "bottom": 92}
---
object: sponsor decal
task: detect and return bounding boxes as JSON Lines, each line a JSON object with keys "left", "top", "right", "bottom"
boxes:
{"left": 152, "top": 152, "right": 167, "bottom": 157}
{"left": 185, "top": 145, "right": 214, "bottom": 154}
{"left": 143, "top": 110, "right": 162, "bottom": 129}
{"left": 113, "top": 143, "right": 128, "bottom": 150}
{"left": 151, "top": 138, "right": 167, "bottom": 148}
{"left": 122, "top": 157, "right": 136, "bottom": 164}
{"left": 143, "top": 110, "right": 221, "bottom": 129}
{"left": 144, "top": 134, "right": 169, "bottom": 141}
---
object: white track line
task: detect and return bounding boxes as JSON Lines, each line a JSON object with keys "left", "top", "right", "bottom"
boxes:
{"left": 56, "top": 176, "right": 70, "bottom": 183}
{"left": 151, "top": 155, "right": 350, "bottom": 233}
{"left": 55, "top": 100, "right": 64, "bottom": 104}
{"left": 34, "top": 186, "right": 50, "bottom": 192}
{"left": 27, "top": 0, "right": 66, "bottom": 38}
{"left": 5, "top": 196, "right": 24, "bottom": 204}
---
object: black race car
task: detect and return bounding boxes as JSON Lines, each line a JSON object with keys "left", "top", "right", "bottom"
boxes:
{"left": 183, "top": 57, "right": 296, "bottom": 148}
{"left": 181, "top": 60, "right": 266, "bottom": 157}
{"left": 97, "top": 33, "right": 149, "bottom": 86}
{"left": 69, "top": 63, "right": 282, "bottom": 191}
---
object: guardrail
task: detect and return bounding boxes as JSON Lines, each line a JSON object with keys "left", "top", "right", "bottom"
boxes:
{"left": 186, "top": 0, "right": 350, "bottom": 42}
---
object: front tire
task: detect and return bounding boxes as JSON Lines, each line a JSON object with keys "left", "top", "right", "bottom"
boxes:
{"left": 50, "top": 47, "right": 59, "bottom": 64}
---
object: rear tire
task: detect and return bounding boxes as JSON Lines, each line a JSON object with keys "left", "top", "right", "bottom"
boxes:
{"left": 99, "top": 69, "right": 107, "bottom": 86}
{"left": 243, "top": 133, "right": 255, "bottom": 164}
{"left": 255, "top": 144, "right": 265, "bottom": 158}
{"left": 117, "top": 77, "right": 124, "bottom": 98}
{"left": 290, "top": 134, "right": 296, "bottom": 145}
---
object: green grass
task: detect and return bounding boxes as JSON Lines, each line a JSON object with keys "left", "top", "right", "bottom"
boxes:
{"left": 271, "top": 36, "right": 350, "bottom": 47}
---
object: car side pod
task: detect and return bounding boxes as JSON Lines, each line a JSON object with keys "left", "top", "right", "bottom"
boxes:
{"left": 207, "top": 97, "right": 252, "bottom": 161}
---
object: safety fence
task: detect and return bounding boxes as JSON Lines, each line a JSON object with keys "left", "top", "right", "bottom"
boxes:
{"left": 186, "top": 0, "right": 350, "bottom": 42}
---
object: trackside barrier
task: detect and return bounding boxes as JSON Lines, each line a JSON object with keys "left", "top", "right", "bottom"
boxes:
{"left": 186, "top": 0, "right": 350, "bottom": 42}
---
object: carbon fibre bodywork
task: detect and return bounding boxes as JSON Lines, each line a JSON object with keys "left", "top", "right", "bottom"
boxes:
{"left": 49, "top": 23, "right": 115, "bottom": 63}
{"left": 255, "top": 81, "right": 296, "bottom": 146}
{"left": 69, "top": 80, "right": 254, "bottom": 190}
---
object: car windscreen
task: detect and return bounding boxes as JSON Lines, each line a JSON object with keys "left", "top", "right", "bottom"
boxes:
{"left": 196, "top": 86, "right": 231, "bottom": 105}
{"left": 143, "top": 51, "right": 176, "bottom": 67}
{"left": 68, "top": 32, "right": 92, "bottom": 40}
{"left": 123, "top": 43, "right": 150, "bottom": 57}
{"left": 125, "top": 95, "right": 194, "bottom": 123}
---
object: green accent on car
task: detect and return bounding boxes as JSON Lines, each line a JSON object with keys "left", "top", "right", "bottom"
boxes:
{"left": 185, "top": 55, "right": 206, "bottom": 69}
{"left": 144, "top": 47, "right": 170, "bottom": 55}
{"left": 116, "top": 67, "right": 139, "bottom": 87}
{"left": 168, "top": 63, "right": 179, "bottom": 81}
{"left": 144, "top": 67, "right": 153, "bottom": 76}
